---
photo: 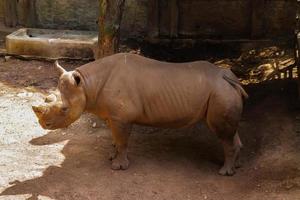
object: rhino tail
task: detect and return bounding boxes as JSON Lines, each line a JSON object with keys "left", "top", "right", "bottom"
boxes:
{"left": 223, "top": 75, "right": 249, "bottom": 99}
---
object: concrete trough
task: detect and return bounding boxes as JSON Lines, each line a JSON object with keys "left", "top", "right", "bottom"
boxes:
{"left": 6, "top": 28, "right": 98, "bottom": 59}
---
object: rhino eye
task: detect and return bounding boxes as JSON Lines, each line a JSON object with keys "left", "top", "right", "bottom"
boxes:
{"left": 61, "top": 107, "right": 69, "bottom": 113}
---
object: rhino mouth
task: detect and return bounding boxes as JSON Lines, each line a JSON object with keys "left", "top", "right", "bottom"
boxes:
{"left": 44, "top": 122, "right": 53, "bottom": 129}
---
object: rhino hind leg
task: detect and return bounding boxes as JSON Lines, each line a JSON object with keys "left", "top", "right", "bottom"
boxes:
{"left": 233, "top": 132, "right": 243, "bottom": 168}
{"left": 206, "top": 115, "right": 241, "bottom": 176}
{"left": 209, "top": 121, "right": 242, "bottom": 176}
{"left": 109, "top": 119, "right": 132, "bottom": 170}
{"left": 205, "top": 85, "right": 244, "bottom": 175}
{"left": 206, "top": 103, "right": 243, "bottom": 175}
{"left": 218, "top": 132, "right": 242, "bottom": 176}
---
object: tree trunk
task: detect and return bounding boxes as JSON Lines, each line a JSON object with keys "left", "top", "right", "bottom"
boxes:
{"left": 97, "top": 0, "right": 125, "bottom": 59}
{"left": 4, "top": 0, "right": 18, "bottom": 27}
{"left": 250, "top": 0, "right": 265, "bottom": 39}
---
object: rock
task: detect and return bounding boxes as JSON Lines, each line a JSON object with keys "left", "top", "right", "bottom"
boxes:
{"left": 285, "top": 183, "right": 294, "bottom": 190}
{"left": 92, "top": 122, "right": 97, "bottom": 128}
{"left": 4, "top": 56, "right": 11, "bottom": 62}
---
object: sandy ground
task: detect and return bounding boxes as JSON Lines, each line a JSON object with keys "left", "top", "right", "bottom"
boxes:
{"left": 0, "top": 58, "right": 299, "bottom": 200}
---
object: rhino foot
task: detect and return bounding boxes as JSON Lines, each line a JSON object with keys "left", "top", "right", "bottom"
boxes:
{"left": 218, "top": 165, "right": 235, "bottom": 176}
{"left": 111, "top": 156, "right": 130, "bottom": 170}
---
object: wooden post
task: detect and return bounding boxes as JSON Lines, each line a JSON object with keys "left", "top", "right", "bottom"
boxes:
{"left": 169, "top": 0, "right": 178, "bottom": 38}
{"left": 157, "top": 0, "right": 179, "bottom": 38}
{"left": 23, "top": 0, "right": 37, "bottom": 27}
{"left": 147, "top": 0, "right": 159, "bottom": 38}
{"left": 250, "top": 0, "right": 265, "bottom": 38}
{"left": 16, "top": 0, "right": 36, "bottom": 27}
{"left": 3, "top": 0, "right": 18, "bottom": 27}
{"left": 296, "top": 0, "right": 300, "bottom": 99}
{"left": 97, "top": 0, "right": 125, "bottom": 59}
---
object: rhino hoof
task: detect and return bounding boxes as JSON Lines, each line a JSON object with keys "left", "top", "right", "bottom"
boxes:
{"left": 218, "top": 166, "right": 236, "bottom": 176}
{"left": 111, "top": 157, "right": 130, "bottom": 170}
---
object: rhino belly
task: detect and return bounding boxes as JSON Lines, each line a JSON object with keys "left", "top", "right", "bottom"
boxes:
{"left": 135, "top": 89, "right": 209, "bottom": 128}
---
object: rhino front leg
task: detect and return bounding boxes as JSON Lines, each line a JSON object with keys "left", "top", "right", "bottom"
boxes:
{"left": 109, "top": 119, "right": 131, "bottom": 170}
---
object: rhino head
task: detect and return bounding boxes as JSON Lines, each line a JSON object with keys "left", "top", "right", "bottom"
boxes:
{"left": 32, "top": 61, "right": 86, "bottom": 130}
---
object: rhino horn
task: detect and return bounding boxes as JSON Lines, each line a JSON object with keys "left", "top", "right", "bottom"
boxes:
{"left": 55, "top": 60, "right": 67, "bottom": 75}
{"left": 32, "top": 105, "right": 46, "bottom": 118}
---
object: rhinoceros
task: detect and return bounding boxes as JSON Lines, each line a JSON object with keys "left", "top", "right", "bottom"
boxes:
{"left": 32, "top": 53, "right": 248, "bottom": 176}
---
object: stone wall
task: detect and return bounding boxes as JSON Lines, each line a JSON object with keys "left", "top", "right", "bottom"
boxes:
{"left": 264, "top": 0, "right": 295, "bottom": 38}
{"left": 0, "top": 0, "right": 296, "bottom": 40}
{"left": 34, "top": 0, "right": 148, "bottom": 38}
{"left": 177, "top": 0, "right": 251, "bottom": 38}
{"left": 0, "top": 1, "right": 4, "bottom": 22}
{"left": 35, "top": 0, "right": 99, "bottom": 31}
{"left": 121, "top": 0, "right": 147, "bottom": 38}
{"left": 154, "top": 0, "right": 295, "bottom": 39}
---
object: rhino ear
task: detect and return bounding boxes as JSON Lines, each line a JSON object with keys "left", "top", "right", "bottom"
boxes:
{"left": 72, "top": 71, "right": 81, "bottom": 86}
{"left": 55, "top": 60, "right": 67, "bottom": 75}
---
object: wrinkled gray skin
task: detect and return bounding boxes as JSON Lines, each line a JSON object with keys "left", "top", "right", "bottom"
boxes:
{"left": 33, "top": 53, "right": 248, "bottom": 176}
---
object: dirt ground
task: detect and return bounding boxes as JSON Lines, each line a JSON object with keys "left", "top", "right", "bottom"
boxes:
{"left": 0, "top": 57, "right": 299, "bottom": 200}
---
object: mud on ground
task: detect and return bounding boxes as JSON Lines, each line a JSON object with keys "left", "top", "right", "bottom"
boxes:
{"left": 0, "top": 57, "right": 299, "bottom": 200}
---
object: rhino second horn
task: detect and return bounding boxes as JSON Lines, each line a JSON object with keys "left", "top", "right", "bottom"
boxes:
{"left": 55, "top": 60, "right": 67, "bottom": 75}
{"left": 45, "top": 93, "right": 57, "bottom": 103}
